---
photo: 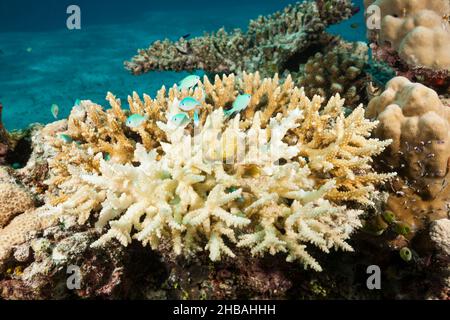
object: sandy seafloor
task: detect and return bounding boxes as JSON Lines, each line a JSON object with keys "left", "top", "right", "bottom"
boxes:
{"left": 0, "top": 0, "right": 365, "bottom": 130}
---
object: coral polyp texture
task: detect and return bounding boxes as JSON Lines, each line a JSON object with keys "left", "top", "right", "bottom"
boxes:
{"left": 41, "top": 73, "right": 392, "bottom": 271}
{"left": 367, "top": 77, "right": 450, "bottom": 230}
{"left": 125, "top": 0, "right": 353, "bottom": 77}
{"left": 364, "top": 0, "right": 450, "bottom": 94}
{"left": 295, "top": 41, "right": 369, "bottom": 109}
{"left": 365, "top": 0, "right": 450, "bottom": 71}
{"left": 0, "top": 182, "right": 35, "bottom": 228}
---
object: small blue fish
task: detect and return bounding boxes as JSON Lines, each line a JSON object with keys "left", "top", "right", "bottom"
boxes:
{"left": 59, "top": 134, "right": 73, "bottom": 143}
{"left": 50, "top": 104, "right": 59, "bottom": 119}
{"left": 233, "top": 94, "right": 251, "bottom": 112}
{"left": 74, "top": 99, "right": 81, "bottom": 106}
{"left": 194, "top": 109, "right": 199, "bottom": 127}
{"left": 225, "top": 94, "right": 251, "bottom": 116}
{"left": 104, "top": 153, "right": 111, "bottom": 161}
{"left": 126, "top": 114, "right": 147, "bottom": 128}
{"left": 171, "top": 113, "right": 190, "bottom": 126}
{"left": 179, "top": 75, "right": 200, "bottom": 90}
{"left": 11, "top": 163, "right": 21, "bottom": 169}
{"left": 179, "top": 96, "right": 201, "bottom": 111}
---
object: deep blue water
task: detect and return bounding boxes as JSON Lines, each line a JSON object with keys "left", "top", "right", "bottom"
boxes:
{"left": 0, "top": 0, "right": 365, "bottom": 130}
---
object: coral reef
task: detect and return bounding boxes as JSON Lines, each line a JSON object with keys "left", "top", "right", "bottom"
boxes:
{"left": 125, "top": 0, "right": 354, "bottom": 77}
{"left": 0, "top": 220, "right": 166, "bottom": 299}
{"left": 365, "top": 0, "right": 450, "bottom": 71}
{"left": 3, "top": 73, "right": 450, "bottom": 299}
{"left": 369, "top": 43, "right": 450, "bottom": 96}
{"left": 364, "top": 1, "right": 450, "bottom": 94}
{"left": 0, "top": 208, "right": 57, "bottom": 264}
{"left": 37, "top": 72, "right": 392, "bottom": 272}
{"left": 367, "top": 77, "right": 450, "bottom": 232}
{"left": 0, "top": 181, "right": 35, "bottom": 228}
{"left": 295, "top": 41, "right": 369, "bottom": 109}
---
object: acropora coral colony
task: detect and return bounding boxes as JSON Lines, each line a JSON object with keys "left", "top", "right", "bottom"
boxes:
{"left": 1, "top": 0, "right": 450, "bottom": 300}
{"left": 125, "top": 0, "right": 354, "bottom": 77}
{"left": 19, "top": 72, "right": 389, "bottom": 272}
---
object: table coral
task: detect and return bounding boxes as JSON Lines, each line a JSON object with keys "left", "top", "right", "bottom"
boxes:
{"left": 41, "top": 72, "right": 392, "bottom": 272}
{"left": 125, "top": 0, "right": 353, "bottom": 77}
{"left": 367, "top": 77, "right": 450, "bottom": 231}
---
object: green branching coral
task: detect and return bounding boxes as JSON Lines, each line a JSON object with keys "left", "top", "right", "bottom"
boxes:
{"left": 43, "top": 73, "right": 393, "bottom": 271}
{"left": 125, "top": 0, "right": 353, "bottom": 77}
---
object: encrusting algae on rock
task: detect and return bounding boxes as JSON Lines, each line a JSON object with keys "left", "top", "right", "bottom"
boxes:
{"left": 38, "top": 72, "right": 393, "bottom": 272}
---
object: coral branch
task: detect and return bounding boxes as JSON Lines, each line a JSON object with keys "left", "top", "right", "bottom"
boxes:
{"left": 125, "top": 0, "right": 354, "bottom": 77}
{"left": 40, "top": 73, "right": 392, "bottom": 271}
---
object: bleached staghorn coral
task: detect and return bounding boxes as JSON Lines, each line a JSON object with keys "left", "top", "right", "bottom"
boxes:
{"left": 43, "top": 73, "right": 393, "bottom": 271}
{"left": 49, "top": 108, "right": 363, "bottom": 271}
{"left": 45, "top": 93, "right": 168, "bottom": 193}
{"left": 39, "top": 73, "right": 302, "bottom": 191}
{"left": 125, "top": 0, "right": 353, "bottom": 77}
{"left": 295, "top": 95, "right": 393, "bottom": 205}
{"left": 48, "top": 73, "right": 392, "bottom": 206}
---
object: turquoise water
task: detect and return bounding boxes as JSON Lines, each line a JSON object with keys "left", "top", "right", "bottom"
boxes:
{"left": 0, "top": 0, "right": 365, "bottom": 130}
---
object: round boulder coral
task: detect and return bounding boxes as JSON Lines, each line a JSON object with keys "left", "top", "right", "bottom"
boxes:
{"left": 0, "top": 182, "right": 35, "bottom": 228}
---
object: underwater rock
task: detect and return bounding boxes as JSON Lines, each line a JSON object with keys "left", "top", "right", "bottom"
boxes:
{"left": 125, "top": 0, "right": 354, "bottom": 77}
{"left": 0, "top": 221, "right": 167, "bottom": 300}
